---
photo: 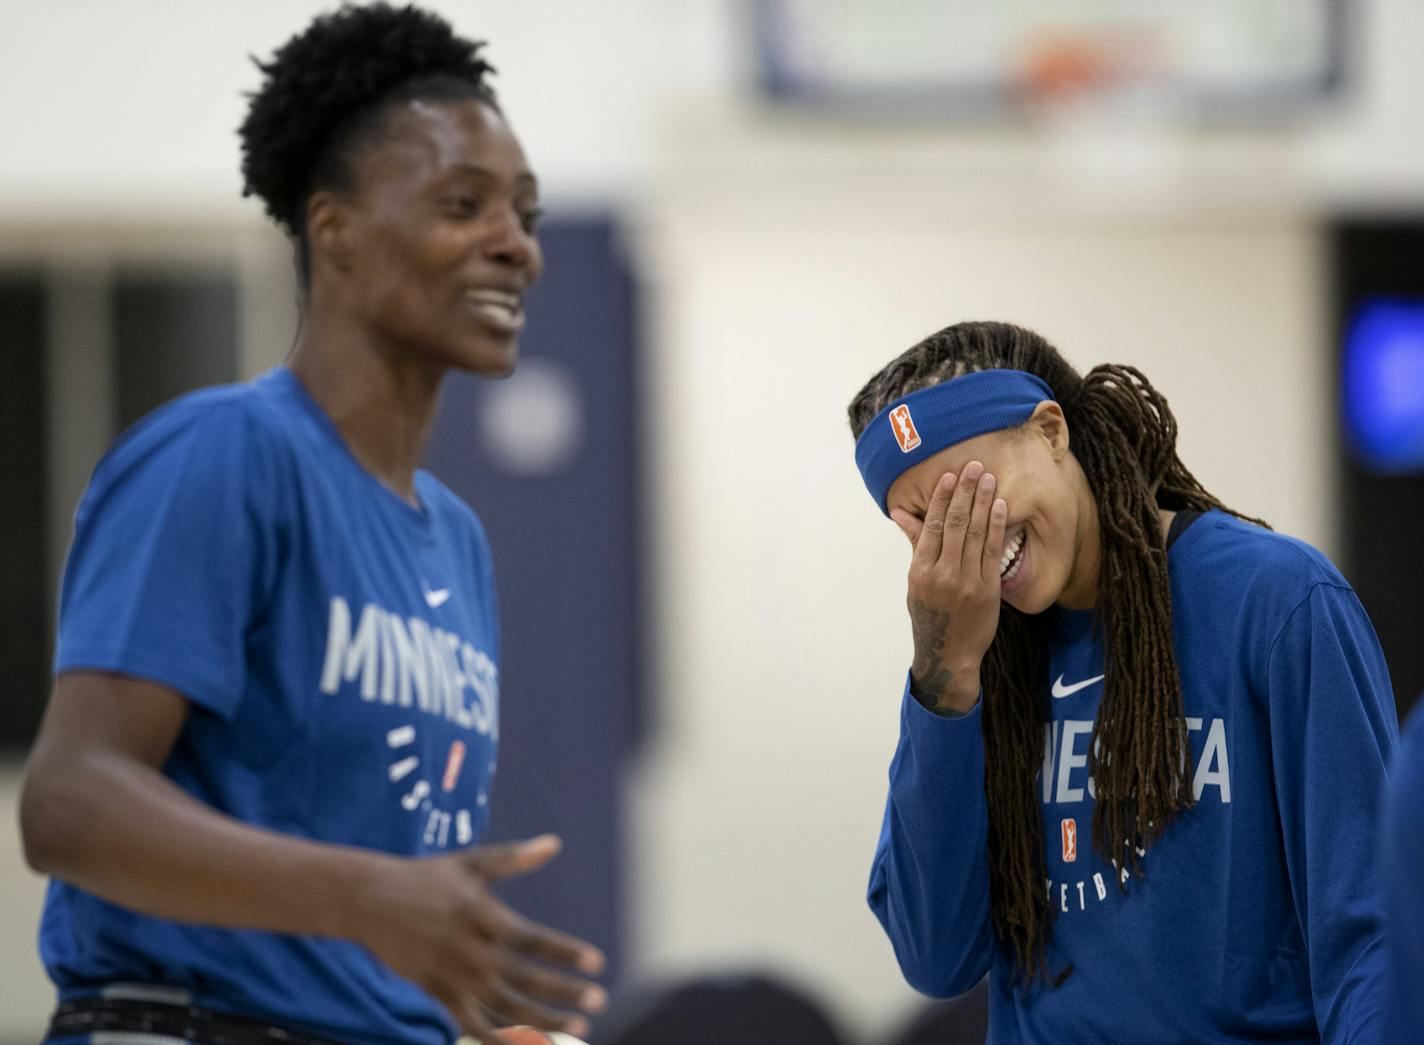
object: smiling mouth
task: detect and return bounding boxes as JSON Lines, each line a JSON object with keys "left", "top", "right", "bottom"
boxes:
{"left": 1000, "top": 529, "right": 1027, "bottom": 583}
{"left": 463, "top": 288, "right": 525, "bottom": 333}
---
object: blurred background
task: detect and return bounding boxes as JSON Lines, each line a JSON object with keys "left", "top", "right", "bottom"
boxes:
{"left": 3, "top": 1, "right": 1424, "bottom": 1042}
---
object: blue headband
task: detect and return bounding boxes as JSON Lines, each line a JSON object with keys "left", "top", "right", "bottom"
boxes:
{"left": 854, "top": 369, "right": 1056, "bottom": 515}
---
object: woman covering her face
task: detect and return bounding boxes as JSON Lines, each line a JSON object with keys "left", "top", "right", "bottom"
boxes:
{"left": 22, "top": 5, "right": 605, "bottom": 1043}
{"left": 849, "top": 321, "right": 1396, "bottom": 1042}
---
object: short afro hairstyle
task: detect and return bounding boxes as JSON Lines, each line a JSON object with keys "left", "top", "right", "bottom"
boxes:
{"left": 239, "top": 3, "right": 498, "bottom": 274}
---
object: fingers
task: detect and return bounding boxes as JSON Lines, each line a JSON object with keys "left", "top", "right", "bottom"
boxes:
{"left": 496, "top": 906, "right": 606, "bottom": 975}
{"left": 959, "top": 467, "right": 996, "bottom": 573}
{"left": 445, "top": 935, "right": 603, "bottom": 1040}
{"left": 889, "top": 508, "right": 922, "bottom": 550}
{"left": 912, "top": 472, "right": 956, "bottom": 564}
{"left": 940, "top": 461, "right": 982, "bottom": 566}
{"left": 464, "top": 835, "right": 562, "bottom": 880}
{"left": 485, "top": 982, "right": 592, "bottom": 1039}
{"left": 502, "top": 956, "right": 608, "bottom": 1015}
{"left": 434, "top": 936, "right": 505, "bottom": 1040}
{"left": 442, "top": 935, "right": 601, "bottom": 1041}
{"left": 422, "top": 841, "right": 607, "bottom": 1044}
{"left": 452, "top": 993, "right": 500, "bottom": 1041}
{"left": 904, "top": 461, "right": 1007, "bottom": 583}
{"left": 981, "top": 497, "right": 1008, "bottom": 584}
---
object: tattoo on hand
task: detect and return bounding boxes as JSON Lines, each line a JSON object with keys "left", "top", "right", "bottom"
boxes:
{"left": 909, "top": 599, "right": 954, "bottom": 706}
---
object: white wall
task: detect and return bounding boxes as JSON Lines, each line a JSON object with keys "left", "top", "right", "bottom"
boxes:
{"left": 0, "top": 0, "right": 739, "bottom": 216}
{"left": 2, "top": 0, "right": 1423, "bottom": 1040}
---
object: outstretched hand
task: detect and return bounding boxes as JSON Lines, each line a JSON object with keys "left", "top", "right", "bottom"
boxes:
{"left": 888, "top": 461, "right": 1007, "bottom": 714}
{"left": 349, "top": 834, "right": 606, "bottom": 1043}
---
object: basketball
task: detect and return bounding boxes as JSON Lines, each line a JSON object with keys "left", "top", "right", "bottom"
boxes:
{"left": 482, "top": 1030, "right": 590, "bottom": 1045}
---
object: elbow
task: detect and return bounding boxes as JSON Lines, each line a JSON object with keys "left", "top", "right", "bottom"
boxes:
{"left": 898, "top": 956, "right": 950, "bottom": 997}
{"left": 19, "top": 769, "right": 58, "bottom": 872}
{"left": 898, "top": 948, "right": 985, "bottom": 1000}
{"left": 873, "top": 888, "right": 989, "bottom": 998}
{"left": 880, "top": 905, "right": 987, "bottom": 998}
{"left": 884, "top": 905, "right": 989, "bottom": 998}
{"left": 20, "top": 761, "right": 90, "bottom": 875}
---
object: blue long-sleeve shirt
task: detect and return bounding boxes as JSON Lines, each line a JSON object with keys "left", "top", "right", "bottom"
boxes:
{"left": 869, "top": 511, "right": 1396, "bottom": 1043}
{"left": 1382, "top": 703, "right": 1424, "bottom": 1042}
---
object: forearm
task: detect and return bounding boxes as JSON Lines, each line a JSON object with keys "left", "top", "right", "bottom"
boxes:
{"left": 870, "top": 806, "right": 991, "bottom": 997}
{"left": 22, "top": 748, "right": 387, "bottom": 941}
{"left": 1265, "top": 585, "right": 1397, "bottom": 1040}
{"left": 908, "top": 600, "right": 983, "bottom": 715}
{"left": 868, "top": 679, "right": 992, "bottom": 996}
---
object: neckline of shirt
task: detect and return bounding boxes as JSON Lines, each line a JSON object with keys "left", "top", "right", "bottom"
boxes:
{"left": 265, "top": 366, "right": 439, "bottom": 537}
{"left": 1046, "top": 509, "right": 1221, "bottom": 640}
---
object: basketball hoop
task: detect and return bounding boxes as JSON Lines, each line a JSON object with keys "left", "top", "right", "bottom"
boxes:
{"left": 1011, "top": 26, "right": 1184, "bottom": 192}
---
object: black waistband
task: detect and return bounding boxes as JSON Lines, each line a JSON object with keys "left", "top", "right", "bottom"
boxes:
{"left": 47, "top": 996, "right": 345, "bottom": 1045}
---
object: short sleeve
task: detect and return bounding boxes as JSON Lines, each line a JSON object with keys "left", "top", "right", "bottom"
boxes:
{"left": 55, "top": 399, "right": 282, "bottom": 719}
{"left": 472, "top": 514, "right": 499, "bottom": 659}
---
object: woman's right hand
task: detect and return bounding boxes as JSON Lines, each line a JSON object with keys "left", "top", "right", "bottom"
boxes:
{"left": 347, "top": 835, "right": 606, "bottom": 1043}
{"left": 889, "top": 461, "right": 1007, "bottom": 715}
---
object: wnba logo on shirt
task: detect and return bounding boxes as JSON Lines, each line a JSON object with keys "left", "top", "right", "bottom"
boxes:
{"left": 1061, "top": 818, "right": 1077, "bottom": 862}
{"left": 442, "top": 740, "right": 467, "bottom": 792}
{"left": 889, "top": 404, "right": 921, "bottom": 453}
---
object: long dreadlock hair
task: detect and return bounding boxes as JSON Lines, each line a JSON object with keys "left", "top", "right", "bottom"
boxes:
{"left": 847, "top": 321, "right": 1265, "bottom": 983}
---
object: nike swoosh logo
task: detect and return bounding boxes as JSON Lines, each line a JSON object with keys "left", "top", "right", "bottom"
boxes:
{"left": 424, "top": 588, "right": 451, "bottom": 609}
{"left": 1052, "top": 673, "right": 1105, "bottom": 699}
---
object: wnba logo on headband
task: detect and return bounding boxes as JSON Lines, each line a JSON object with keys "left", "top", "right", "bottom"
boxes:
{"left": 889, "top": 404, "right": 921, "bottom": 452}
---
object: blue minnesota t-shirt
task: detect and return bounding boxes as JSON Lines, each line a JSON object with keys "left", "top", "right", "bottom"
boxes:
{"left": 869, "top": 511, "right": 1397, "bottom": 1043}
{"left": 43, "top": 368, "right": 499, "bottom": 1044}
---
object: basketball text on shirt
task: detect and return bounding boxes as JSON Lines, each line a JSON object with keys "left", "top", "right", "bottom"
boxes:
{"left": 1040, "top": 715, "right": 1232, "bottom": 914}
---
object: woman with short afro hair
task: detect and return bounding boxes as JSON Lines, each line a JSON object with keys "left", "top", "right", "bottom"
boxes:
{"left": 21, "top": 5, "right": 605, "bottom": 1043}
{"left": 851, "top": 321, "right": 1396, "bottom": 1042}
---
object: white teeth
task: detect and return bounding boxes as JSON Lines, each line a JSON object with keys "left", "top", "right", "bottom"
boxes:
{"left": 999, "top": 531, "right": 1025, "bottom": 578}
{"left": 466, "top": 288, "right": 521, "bottom": 310}
{"left": 465, "top": 288, "right": 524, "bottom": 328}
{"left": 471, "top": 301, "right": 521, "bottom": 329}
